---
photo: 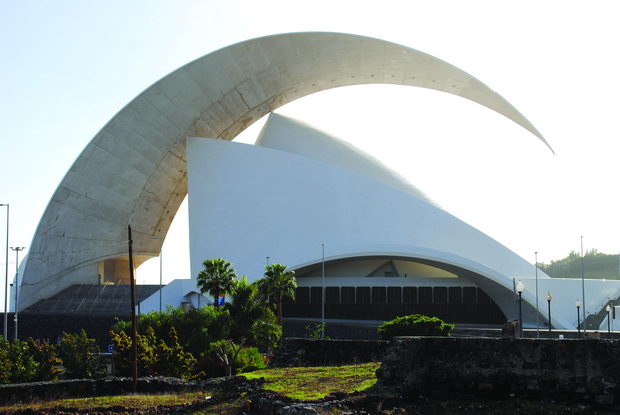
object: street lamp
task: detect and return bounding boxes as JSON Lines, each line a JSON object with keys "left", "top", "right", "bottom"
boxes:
{"left": 606, "top": 304, "right": 612, "bottom": 336}
{"left": 546, "top": 291, "right": 552, "bottom": 334}
{"left": 516, "top": 281, "right": 524, "bottom": 338}
{"left": 580, "top": 236, "right": 586, "bottom": 332}
{"left": 576, "top": 300, "right": 582, "bottom": 338}
{"left": 151, "top": 236, "right": 164, "bottom": 312}
{"left": 535, "top": 251, "right": 539, "bottom": 338}
{"left": 321, "top": 243, "right": 325, "bottom": 340}
{"left": 0, "top": 203, "right": 9, "bottom": 340}
{"left": 10, "top": 247, "right": 25, "bottom": 340}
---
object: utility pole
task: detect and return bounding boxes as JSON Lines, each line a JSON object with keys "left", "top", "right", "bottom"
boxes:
{"left": 1, "top": 204, "right": 9, "bottom": 340}
{"left": 128, "top": 225, "right": 138, "bottom": 392}
{"left": 10, "top": 246, "right": 24, "bottom": 340}
{"left": 321, "top": 243, "right": 325, "bottom": 340}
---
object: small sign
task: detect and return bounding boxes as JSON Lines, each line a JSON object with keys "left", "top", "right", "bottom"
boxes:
{"left": 107, "top": 344, "right": 114, "bottom": 353}
{"left": 217, "top": 295, "right": 225, "bottom": 306}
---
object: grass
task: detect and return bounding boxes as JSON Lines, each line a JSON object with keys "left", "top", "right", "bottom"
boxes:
{"left": 240, "top": 362, "right": 380, "bottom": 400}
{"left": 0, "top": 391, "right": 206, "bottom": 412}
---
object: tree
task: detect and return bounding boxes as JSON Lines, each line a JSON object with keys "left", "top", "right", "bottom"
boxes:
{"left": 226, "top": 276, "right": 271, "bottom": 343}
{"left": 197, "top": 258, "right": 238, "bottom": 306}
{"left": 57, "top": 330, "right": 105, "bottom": 379}
{"left": 256, "top": 263, "right": 297, "bottom": 325}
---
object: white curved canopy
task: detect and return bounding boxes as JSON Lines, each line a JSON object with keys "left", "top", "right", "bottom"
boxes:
{"left": 20, "top": 32, "right": 550, "bottom": 310}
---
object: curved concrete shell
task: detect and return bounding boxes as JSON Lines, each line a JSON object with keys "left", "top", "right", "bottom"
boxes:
{"left": 20, "top": 32, "right": 550, "bottom": 310}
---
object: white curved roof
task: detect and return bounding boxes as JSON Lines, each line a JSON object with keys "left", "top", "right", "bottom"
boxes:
{"left": 20, "top": 32, "right": 550, "bottom": 310}
{"left": 256, "top": 113, "right": 433, "bottom": 203}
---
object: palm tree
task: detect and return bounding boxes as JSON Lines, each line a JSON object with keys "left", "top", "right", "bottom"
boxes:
{"left": 256, "top": 263, "right": 297, "bottom": 325}
{"left": 196, "top": 258, "right": 238, "bottom": 306}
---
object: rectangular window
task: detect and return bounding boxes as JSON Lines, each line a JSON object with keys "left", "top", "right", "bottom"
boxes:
{"left": 403, "top": 287, "right": 418, "bottom": 304}
{"left": 356, "top": 287, "right": 371, "bottom": 304}
{"left": 341, "top": 287, "right": 355, "bottom": 304}
{"left": 419, "top": 287, "right": 433, "bottom": 304}
{"left": 295, "top": 287, "right": 310, "bottom": 304}
{"left": 433, "top": 287, "right": 448, "bottom": 304}
{"left": 310, "top": 287, "right": 323, "bottom": 304}
{"left": 448, "top": 287, "right": 463, "bottom": 304}
{"left": 372, "top": 287, "right": 387, "bottom": 304}
{"left": 326, "top": 287, "right": 340, "bottom": 304}
{"left": 387, "top": 287, "right": 402, "bottom": 304}
{"left": 463, "top": 287, "right": 476, "bottom": 304}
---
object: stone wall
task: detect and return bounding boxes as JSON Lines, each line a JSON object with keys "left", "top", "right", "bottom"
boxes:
{"left": 271, "top": 338, "right": 388, "bottom": 367}
{"left": 0, "top": 377, "right": 199, "bottom": 404}
{"left": 377, "top": 337, "right": 620, "bottom": 404}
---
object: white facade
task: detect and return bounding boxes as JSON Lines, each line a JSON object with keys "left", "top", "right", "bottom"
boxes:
{"left": 179, "top": 114, "right": 620, "bottom": 329}
{"left": 19, "top": 32, "right": 552, "bottom": 311}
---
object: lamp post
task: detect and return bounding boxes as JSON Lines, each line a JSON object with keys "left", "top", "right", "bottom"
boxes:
{"left": 535, "top": 251, "right": 539, "bottom": 338}
{"left": 580, "top": 236, "right": 586, "bottom": 331}
{"left": 10, "top": 247, "right": 24, "bottom": 341}
{"left": 576, "top": 300, "right": 582, "bottom": 338}
{"left": 516, "top": 281, "right": 524, "bottom": 338}
{"left": 606, "top": 304, "right": 612, "bottom": 336}
{"left": 546, "top": 291, "right": 552, "bottom": 334}
{"left": 0, "top": 203, "right": 9, "bottom": 340}
{"left": 321, "top": 243, "right": 325, "bottom": 340}
{"left": 151, "top": 236, "right": 163, "bottom": 312}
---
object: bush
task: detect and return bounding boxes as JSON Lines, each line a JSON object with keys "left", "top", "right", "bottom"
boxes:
{"left": 377, "top": 314, "right": 454, "bottom": 340}
{"left": 57, "top": 330, "right": 106, "bottom": 379}
{"left": 109, "top": 326, "right": 196, "bottom": 379}
{"left": 0, "top": 337, "right": 62, "bottom": 383}
{"left": 112, "top": 306, "right": 232, "bottom": 356}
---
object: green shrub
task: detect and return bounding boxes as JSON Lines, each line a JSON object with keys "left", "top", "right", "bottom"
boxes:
{"left": 377, "top": 314, "right": 454, "bottom": 340}
{"left": 26, "top": 339, "right": 62, "bottom": 381}
{"left": 113, "top": 306, "right": 232, "bottom": 356}
{"left": 57, "top": 330, "right": 106, "bottom": 379}
{"left": 110, "top": 326, "right": 196, "bottom": 379}
{"left": 249, "top": 319, "right": 281, "bottom": 351}
{"left": 235, "top": 346, "right": 267, "bottom": 373}
{"left": 0, "top": 337, "right": 63, "bottom": 383}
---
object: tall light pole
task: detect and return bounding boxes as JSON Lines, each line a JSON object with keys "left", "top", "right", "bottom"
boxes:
{"left": 151, "top": 236, "right": 163, "bottom": 312}
{"left": 516, "top": 281, "right": 524, "bottom": 338}
{"left": 576, "top": 300, "right": 582, "bottom": 338}
{"left": 10, "top": 246, "right": 25, "bottom": 341}
{"left": 321, "top": 243, "right": 325, "bottom": 340}
{"left": 535, "top": 251, "right": 539, "bottom": 338}
{"left": 580, "top": 236, "right": 586, "bottom": 331}
{"left": 546, "top": 292, "right": 552, "bottom": 334}
{"left": 0, "top": 204, "right": 9, "bottom": 340}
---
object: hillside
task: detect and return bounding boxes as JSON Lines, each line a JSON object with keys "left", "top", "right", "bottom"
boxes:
{"left": 540, "top": 250, "right": 620, "bottom": 280}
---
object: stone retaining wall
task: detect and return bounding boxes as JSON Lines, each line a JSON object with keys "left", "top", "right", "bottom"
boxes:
{"left": 0, "top": 377, "right": 199, "bottom": 404}
{"left": 271, "top": 338, "right": 388, "bottom": 367}
{"left": 377, "top": 337, "right": 620, "bottom": 404}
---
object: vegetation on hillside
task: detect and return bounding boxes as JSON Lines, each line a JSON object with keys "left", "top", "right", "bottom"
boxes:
{"left": 540, "top": 249, "right": 620, "bottom": 280}
{"left": 377, "top": 314, "right": 454, "bottom": 340}
{"left": 241, "top": 362, "right": 380, "bottom": 400}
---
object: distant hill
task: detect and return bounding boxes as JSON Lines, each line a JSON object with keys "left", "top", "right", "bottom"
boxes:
{"left": 540, "top": 250, "right": 620, "bottom": 280}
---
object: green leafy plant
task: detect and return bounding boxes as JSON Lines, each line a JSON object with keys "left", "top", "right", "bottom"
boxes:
{"left": 377, "top": 314, "right": 454, "bottom": 340}
{"left": 256, "top": 263, "right": 296, "bottom": 325}
{"left": 110, "top": 326, "right": 196, "bottom": 379}
{"left": 197, "top": 258, "right": 239, "bottom": 306}
{"left": 57, "top": 330, "right": 105, "bottom": 379}
{"left": 26, "top": 338, "right": 62, "bottom": 381}
{"left": 305, "top": 322, "right": 329, "bottom": 340}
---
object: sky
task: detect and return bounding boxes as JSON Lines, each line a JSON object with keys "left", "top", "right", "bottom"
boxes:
{"left": 1, "top": 1, "right": 620, "bottom": 309}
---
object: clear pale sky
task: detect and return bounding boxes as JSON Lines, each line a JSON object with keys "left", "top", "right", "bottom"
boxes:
{"left": 1, "top": 1, "right": 620, "bottom": 309}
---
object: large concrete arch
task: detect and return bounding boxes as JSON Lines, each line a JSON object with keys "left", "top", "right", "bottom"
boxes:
{"left": 20, "top": 32, "right": 550, "bottom": 310}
